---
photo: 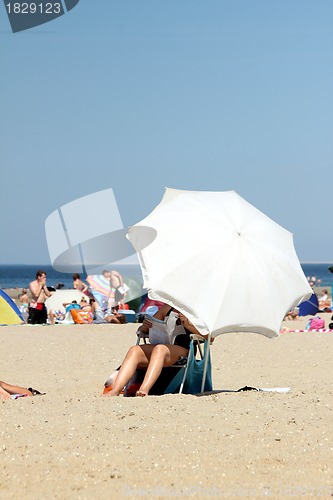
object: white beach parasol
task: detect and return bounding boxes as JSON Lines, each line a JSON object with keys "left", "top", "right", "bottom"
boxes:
{"left": 45, "top": 289, "right": 88, "bottom": 313}
{"left": 127, "top": 188, "right": 312, "bottom": 339}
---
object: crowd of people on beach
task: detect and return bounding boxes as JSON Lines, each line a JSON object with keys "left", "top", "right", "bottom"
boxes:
{"left": 2, "top": 299, "right": 208, "bottom": 399}
{"left": 1, "top": 269, "right": 138, "bottom": 399}
{"left": 16, "top": 269, "right": 130, "bottom": 326}
{"left": 1, "top": 262, "right": 213, "bottom": 399}
{"left": 2, "top": 270, "right": 332, "bottom": 401}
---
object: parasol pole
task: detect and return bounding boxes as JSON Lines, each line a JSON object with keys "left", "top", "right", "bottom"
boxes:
{"left": 200, "top": 333, "right": 211, "bottom": 393}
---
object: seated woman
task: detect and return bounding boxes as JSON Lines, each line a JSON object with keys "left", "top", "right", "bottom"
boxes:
{"left": 0, "top": 380, "right": 33, "bottom": 400}
{"left": 80, "top": 297, "right": 93, "bottom": 312}
{"left": 318, "top": 289, "right": 331, "bottom": 310}
{"left": 105, "top": 304, "right": 206, "bottom": 397}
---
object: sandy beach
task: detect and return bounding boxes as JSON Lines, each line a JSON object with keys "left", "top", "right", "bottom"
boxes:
{"left": 1, "top": 310, "right": 333, "bottom": 499}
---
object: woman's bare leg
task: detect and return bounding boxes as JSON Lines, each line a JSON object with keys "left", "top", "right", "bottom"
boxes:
{"left": 136, "top": 344, "right": 188, "bottom": 397}
{"left": 48, "top": 310, "right": 55, "bottom": 325}
{"left": 0, "top": 386, "right": 10, "bottom": 400}
{"left": 0, "top": 381, "right": 32, "bottom": 399}
{"left": 106, "top": 345, "right": 155, "bottom": 396}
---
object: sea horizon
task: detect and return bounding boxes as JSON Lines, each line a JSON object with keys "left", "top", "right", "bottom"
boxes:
{"left": 0, "top": 263, "right": 144, "bottom": 291}
{"left": 0, "top": 262, "right": 332, "bottom": 290}
{"left": 1, "top": 260, "right": 332, "bottom": 266}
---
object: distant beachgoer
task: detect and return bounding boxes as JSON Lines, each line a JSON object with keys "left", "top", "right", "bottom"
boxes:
{"left": 104, "top": 305, "right": 126, "bottom": 324}
{"left": 318, "top": 289, "right": 331, "bottom": 310}
{"left": 284, "top": 308, "right": 299, "bottom": 321}
{"left": 0, "top": 380, "right": 32, "bottom": 400}
{"left": 80, "top": 297, "right": 93, "bottom": 312}
{"left": 63, "top": 300, "right": 81, "bottom": 313}
{"left": 72, "top": 274, "right": 89, "bottom": 294}
{"left": 48, "top": 300, "right": 84, "bottom": 325}
{"left": 48, "top": 309, "right": 65, "bottom": 325}
{"left": 89, "top": 298, "right": 99, "bottom": 316}
{"left": 18, "top": 289, "right": 30, "bottom": 322}
{"left": 91, "top": 299, "right": 125, "bottom": 324}
{"left": 28, "top": 270, "right": 52, "bottom": 324}
{"left": 102, "top": 269, "right": 126, "bottom": 307}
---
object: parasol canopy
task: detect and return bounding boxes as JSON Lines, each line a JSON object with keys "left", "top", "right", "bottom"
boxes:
{"left": 127, "top": 188, "right": 312, "bottom": 339}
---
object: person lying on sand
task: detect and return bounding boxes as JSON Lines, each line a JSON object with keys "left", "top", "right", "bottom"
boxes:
{"left": 0, "top": 380, "right": 44, "bottom": 400}
{"left": 284, "top": 307, "right": 299, "bottom": 321}
{"left": 0, "top": 381, "right": 32, "bottom": 400}
{"left": 104, "top": 304, "right": 207, "bottom": 397}
{"left": 104, "top": 305, "right": 126, "bottom": 324}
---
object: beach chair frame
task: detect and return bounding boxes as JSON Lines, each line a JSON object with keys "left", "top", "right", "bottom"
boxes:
{"left": 123, "top": 333, "right": 212, "bottom": 396}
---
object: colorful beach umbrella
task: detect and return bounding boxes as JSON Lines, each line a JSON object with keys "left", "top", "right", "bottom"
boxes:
{"left": 127, "top": 188, "right": 313, "bottom": 339}
{"left": 86, "top": 275, "right": 111, "bottom": 297}
{"left": 86, "top": 274, "right": 142, "bottom": 306}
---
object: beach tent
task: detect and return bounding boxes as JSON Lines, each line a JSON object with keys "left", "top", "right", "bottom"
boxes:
{"left": 298, "top": 293, "right": 319, "bottom": 317}
{"left": 0, "top": 290, "right": 24, "bottom": 325}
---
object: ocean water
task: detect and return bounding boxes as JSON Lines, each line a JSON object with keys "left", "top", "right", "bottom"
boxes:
{"left": 0, "top": 264, "right": 143, "bottom": 290}
{"left": 0, "top": 263, "right": 332, "bottom": 290}
{"left": 301, "top": 263, "right": 333, "bottom": 288}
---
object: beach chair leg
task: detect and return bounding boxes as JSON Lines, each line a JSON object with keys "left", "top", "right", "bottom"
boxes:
{"left": 200, "top": 335, "right": 211, "bottom": 394}
{"left": 179, "top": 363, "right": 190, "bottom": 394}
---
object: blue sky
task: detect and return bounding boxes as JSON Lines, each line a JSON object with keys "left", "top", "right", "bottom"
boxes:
{"left": 1, "top": 0, "right": 332, "bottom": 264}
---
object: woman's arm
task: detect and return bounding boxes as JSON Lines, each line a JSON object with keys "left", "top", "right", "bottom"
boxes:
{"left": 137, "top": 304, "right": 171, "bottom": 334}
{"left": 177, "top": 312, "right": 212, "bottom": 340}
{"left": 153, "top": 304, "right": 172, "bottom": 321}
{"left": 177, "top": 312, "right": 201, "bottom": 335}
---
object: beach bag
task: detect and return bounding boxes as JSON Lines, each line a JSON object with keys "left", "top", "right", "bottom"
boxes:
{"left": 164, "top": 340, "right": 213, "bottom": 395}
{"left": 307, "top": 317, "right": 325, "bottom": 331}
{"left": 71, "top": 309, "right": 93, "bottom": 324}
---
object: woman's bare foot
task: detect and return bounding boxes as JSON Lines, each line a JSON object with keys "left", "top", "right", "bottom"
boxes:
{"left": 103, "top": 389, "right": 120, "bottom": 397}
{"left": 135, "top": 389, "right": 148, "bottom": 397}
